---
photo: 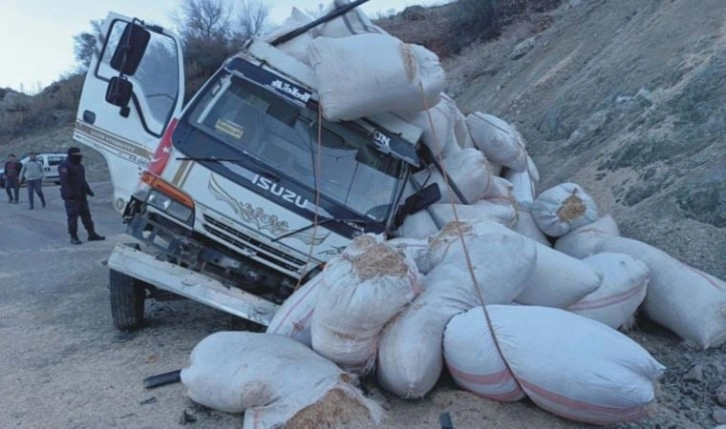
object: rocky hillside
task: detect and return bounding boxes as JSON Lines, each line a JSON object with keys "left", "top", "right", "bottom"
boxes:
{"left": 438, "top": 0, "right": 726, "bottom": 280}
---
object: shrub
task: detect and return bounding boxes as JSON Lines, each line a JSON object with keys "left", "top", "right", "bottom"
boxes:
{"left": 446, "top": 0, "right": 563, "bottom": 55}
{"left": 449, "top": 0, "right": 500, "bottom": 51}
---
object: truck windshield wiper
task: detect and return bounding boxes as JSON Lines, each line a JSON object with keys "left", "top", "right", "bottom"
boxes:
{"left": 271, "top": 217, "right": 369, "bottom": 242}
{"left": 176, "top": 156, "right": 280, "bottom": 182}
{"left": 176, "top": 156, "right": 246, "bottom": 163}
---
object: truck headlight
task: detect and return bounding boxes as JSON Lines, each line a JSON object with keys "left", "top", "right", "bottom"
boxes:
{"left": 140, "top": 172, "right": 195, "bottom": 225}
{"left": 166, "top": 200, "right": 193, "bottom": 223}
{"left": 147, "top": 189, "right": 173, "bottom": 211}
{"left": 147, "top": 189, "right": 193, "bottom": 223}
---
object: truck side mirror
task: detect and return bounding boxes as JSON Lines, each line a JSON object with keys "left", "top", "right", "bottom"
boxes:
{"left": 110, "top": 22, "right": 150, "bottom": 76}
{"left": 106, "top": 77, "right": 133, "bottom": 108}
{"left": 393, "top": 183, "right": 441, "bottom": 228}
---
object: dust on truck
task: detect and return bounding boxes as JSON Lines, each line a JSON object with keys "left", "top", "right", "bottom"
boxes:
{"left": 72, "top": 8, "right": 442, "bottom": 330}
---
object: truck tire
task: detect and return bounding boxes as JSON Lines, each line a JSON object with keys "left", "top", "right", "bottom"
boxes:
{"left": 109, "top": 269, "right": 146, "bottom": 331}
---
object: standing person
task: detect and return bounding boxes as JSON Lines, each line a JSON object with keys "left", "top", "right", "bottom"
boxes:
{"left": 4, "top": 154, "right": 22, "bottom": 204}
{"left": 20, "top": 152, "right": 46, "bottom": 210}
{"left": 58, "top": 147, "right": 105, "bottom": 245}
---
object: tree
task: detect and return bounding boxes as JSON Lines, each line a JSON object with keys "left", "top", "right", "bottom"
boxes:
{"left": 177, "top": 0, "right": 231, "bottom": 41}
{"left": 237, "top": 0, "right": 269, "bottom": 40}
{"left": 175, "top": 0, "right": 269, "bottom": 100}
{"left": 73, "top": 20, "right": 103, "bottom": 69}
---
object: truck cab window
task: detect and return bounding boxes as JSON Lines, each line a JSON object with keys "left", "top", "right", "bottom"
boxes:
{"left": 96, "top": 20, "right": 180, "bottom": 135}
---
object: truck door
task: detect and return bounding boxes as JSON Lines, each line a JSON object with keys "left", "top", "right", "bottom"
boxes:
{"left": 73, "top": 12, "right": 185, "bottom": 212}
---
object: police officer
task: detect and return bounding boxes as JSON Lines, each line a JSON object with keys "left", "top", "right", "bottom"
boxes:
{"left": 58, "top": 147, "right": 105, "bottom": 245}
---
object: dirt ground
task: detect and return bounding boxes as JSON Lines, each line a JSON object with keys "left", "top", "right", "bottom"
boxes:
{"left": 0, "top": 182, "right": 723, "bottom": 429}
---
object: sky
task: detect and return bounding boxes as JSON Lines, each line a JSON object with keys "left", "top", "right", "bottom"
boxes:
{"left": 0, "top": 0, "right": 447, "bottom": 94}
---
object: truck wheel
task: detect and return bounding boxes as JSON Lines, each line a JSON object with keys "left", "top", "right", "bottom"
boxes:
{"left": 109, "top": 269, "right": 146, "bottom": 331}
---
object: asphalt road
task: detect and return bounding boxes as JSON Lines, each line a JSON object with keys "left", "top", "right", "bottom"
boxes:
{"left": 0, "top": 182, "right": 244, "bottom": 429}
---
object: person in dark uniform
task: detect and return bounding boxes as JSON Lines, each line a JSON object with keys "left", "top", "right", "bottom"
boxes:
{"left": 58, "top": 147, "right": 105, "bottom": 245}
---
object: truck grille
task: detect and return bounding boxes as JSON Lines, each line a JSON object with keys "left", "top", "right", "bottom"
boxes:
{"left": 202, "top": 214, "right": 307, "bottom": 274}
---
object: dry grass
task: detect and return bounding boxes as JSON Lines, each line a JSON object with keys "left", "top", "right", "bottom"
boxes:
{"left": 287, "top": 384, "right": 382, "bottom": 429}
{"left": 351, "top": 244, "right": 408, "bottom": 281}
{"left": 429, "top": 221, "right": 472, "bottom": 249}
{"left": 556, "top": 192, "right": 587, "bottom": 222}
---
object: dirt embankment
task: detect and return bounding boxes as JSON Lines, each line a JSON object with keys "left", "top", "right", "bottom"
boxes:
{"left": 435, "top": 2, "right": 726, "bottom": 427}
{"left": 443, "top": 0, "right": 726, "bottom": 281}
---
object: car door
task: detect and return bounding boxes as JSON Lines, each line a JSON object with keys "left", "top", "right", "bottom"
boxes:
{"left": 73, "top": 12, "right": 185, "bottom": 212}
{"left": 45, "top": 155, "right": 65, "bottom": 182}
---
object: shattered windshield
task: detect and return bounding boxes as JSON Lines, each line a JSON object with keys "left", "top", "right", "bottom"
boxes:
{"left": 187, "top": 74, "right": 404, "bottom": 223}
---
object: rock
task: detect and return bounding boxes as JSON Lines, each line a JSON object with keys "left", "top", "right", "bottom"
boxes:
{"left": 676, "top": 171, "right": 726, "bottom": 228}
{"left": 622, "top": 167, "right": 674, "bottom": 206}
{"left": 179, "top": 409, "right": 196, "bottom": 425}
{"left": 567, "top": 109, "right": 610, "bottom": 145}
{"left": 713, "top": 425, "right": 726, "bottom": 429}
{"left": 511, "top": 37, "right": 536, "bottom": 60}
{"left": 714, "top": 408, "right": 726, "bottom": 424}
{"left": 683, "top": 364, "right": 705, "bottom": 383}
{"left": 716, "top": 385, "right": 726, "bottom": 406}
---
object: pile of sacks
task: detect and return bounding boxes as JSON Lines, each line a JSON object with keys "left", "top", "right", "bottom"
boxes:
{"left": 179, "top": 2, "right": 726, "bottom": 427}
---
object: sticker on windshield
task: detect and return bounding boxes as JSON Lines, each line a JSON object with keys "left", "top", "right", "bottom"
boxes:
{"left": 215, "top": 119, "right": 245, "bottom": 139}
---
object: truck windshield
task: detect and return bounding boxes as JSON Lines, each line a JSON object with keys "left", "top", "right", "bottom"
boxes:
{"left": 187, "top": 73, "right": 404, "bottom": 223}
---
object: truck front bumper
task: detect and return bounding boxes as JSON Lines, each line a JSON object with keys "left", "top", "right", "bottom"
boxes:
{"left": 107, "top": 244, "right": 280, "bottom": 326}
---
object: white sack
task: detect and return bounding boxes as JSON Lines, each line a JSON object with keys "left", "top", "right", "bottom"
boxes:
{"left": 266, "top": 234, "right": 385, "bottom": 347}
{"left": 531, "top": 183, "right": 599, "bottom": 237}
{"left": 525, "top": 154, "right": 541, "bottom": 182}
{"left": 412, "top": 148, "right": 494, "bottom": 204}
{"left": 453, "top": 106, "right": 475, "bottom": 150}
{"left": 312, "top": 242, "right": 422, "bottom": 373}
{"left": 478, "top": 177, "right": 520, "bottom": 226}
{"left": 444, "top": 306, "right": 665, "bottom": 425}
{"left": 466, "top": 112, "right": 529, "bottom": 172}
{"left": 511, "top": 208, "right": 551, "bottom": 246}
{"left": 387, "top": 237, "right": 433, "bottom": 274}
{"left": 181, "top": 332, "right": 383, "bottom": 428}
{"left": 555, "top": 215, "right": 621, "bottom": 259}
{"left": 262, "top": 8, "right": 317, "bottom": 64}
{"left": 377, "top": 227, "right": 537, "bottom": 398}
{"left": 503, "top": 165, "right": 537, "bottom": 205}
{"left": 596, "top": 236, "right": 726, "bottom": 349}
{"left": 397, "top": 201, "right": 515, "bottom": 240}
{"left": 567, "top": 253, "right": 649, "bottom": 329}
{"left": 515, "top": 242, "right": 602, "bottom": 308}
{"left": 483, "top": 176, "right": 515, "bottom": 200}
{"left": 310, "top": 34, "right": 445, "bottom": 121}
{"left": 394, "top": 93, "right": 467, "bottom": 159}
{"left": 427, "top": 220, "right": 520, "bottom": 270}
{"left": 266, "top": 274, "right": 322, "bottom": 347}
{"left": 473, "top": 199, "right": 518, "bottom": 227}
{"left": 318, "top": 0, "right": 387, "bottom": 38}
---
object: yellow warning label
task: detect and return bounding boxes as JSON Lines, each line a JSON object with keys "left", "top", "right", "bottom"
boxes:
{"left": 215, "top": 119, "right": 245, "bottom": 139}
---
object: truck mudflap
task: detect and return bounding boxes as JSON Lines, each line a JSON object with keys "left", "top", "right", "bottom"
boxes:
{"left": 107, "top": 244, "right": 279, "bottom": 326}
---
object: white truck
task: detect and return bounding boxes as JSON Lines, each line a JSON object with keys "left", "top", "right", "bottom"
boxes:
{"left": 74, "top": 4, "right": 444, "bottom": 330}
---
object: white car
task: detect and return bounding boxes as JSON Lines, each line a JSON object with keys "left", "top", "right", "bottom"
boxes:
{"left": 0, "top": 152, "right": 67, "bottom": 188}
